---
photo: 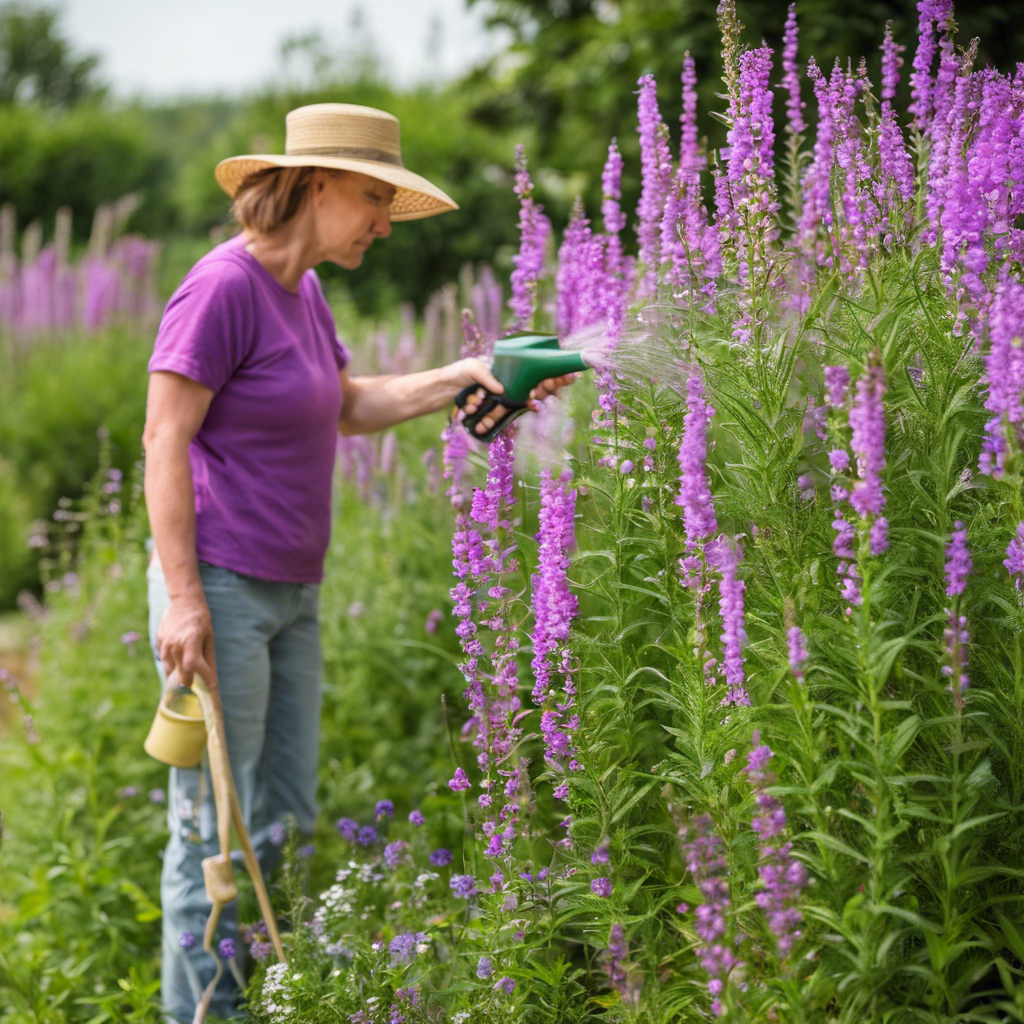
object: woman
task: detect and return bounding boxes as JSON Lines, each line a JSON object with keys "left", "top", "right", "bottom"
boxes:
{"left": 144, "top": 102, "right": 570, "bottom": 1022}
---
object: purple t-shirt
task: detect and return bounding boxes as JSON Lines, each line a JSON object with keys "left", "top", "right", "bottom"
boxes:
{"left": 148, "top": 234, "right": 349, "bottom": 583}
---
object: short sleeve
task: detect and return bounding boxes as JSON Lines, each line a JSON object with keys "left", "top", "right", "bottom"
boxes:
{"left": 304, "top": 269, "right": 350, "bottom": 371}
{"left": 149, "top": 260, "right": 255, "bottom": 392}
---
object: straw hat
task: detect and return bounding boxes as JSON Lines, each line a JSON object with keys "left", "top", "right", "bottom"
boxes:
{"left": 214, "top": 103, "right": 458, "bottom": 222}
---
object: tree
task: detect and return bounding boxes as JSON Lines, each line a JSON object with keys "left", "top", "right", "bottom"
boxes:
{"left": 0, "top": 2, "right": 103, "bottom": 106}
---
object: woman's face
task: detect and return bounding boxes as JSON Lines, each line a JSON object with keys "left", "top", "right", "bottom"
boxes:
{"left": 312, "top": 169, "right": 395, "bottom": 269}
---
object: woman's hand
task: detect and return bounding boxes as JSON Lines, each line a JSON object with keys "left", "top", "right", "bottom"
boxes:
{"left": 157, "top": 596, "right": 217, "bottom": 691}
{"left": 447, "top": 359, "right": 578, "bottom": 436}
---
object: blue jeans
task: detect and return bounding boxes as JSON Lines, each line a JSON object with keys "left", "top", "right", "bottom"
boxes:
{"left": 147, "top": 560, "right": 322, "bottom": 1023}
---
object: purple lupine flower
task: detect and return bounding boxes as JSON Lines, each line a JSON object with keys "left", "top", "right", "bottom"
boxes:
{"left": 179, "top": 931, "right": 197, "bottom": 951}
{"left": 945, "top": 521, "right": 972, "bottom": 597}
{"left": 556, "top": 196, "right": 591, "bottom": 337}
{"left": 357, "top": 825, "right": 378, "bottom": 846}
{"left": 493, "top": 977, "right": 516, "bottom": 995}
{"left": 384, "top": 841, "right": 409, "bottom": 868}
{"left": 676, "top": 369, "right": 718, "bottom": 549}
{"left": 450, "top": 874, "right": 478, "bottom": 899}
{"left": 743, "top": 742, "right": 807, "bottom": 954}
{"left": 336, "top": 817, "right": 359, "bottom": 841}
{"left": 449, "top": 767, "right": 470, "bottom": 792}
{"left": 509, "top": 146, "right": 551, "bottom": 331}
{"left": 591, "top": 877, "right": 613, "bottom": 898}
{"left": 781, "top": 5, "right": 806, "bottom": 136}
{"left": 599, "top": 138, "right": 629, "bottom": 343}
{"left": 849, "top": 361, "right": 887, "bottom": 520}
{"left": 680, "top": 811, "right": 742, "bottom": 1014}
{"left": 408, "top": 809, "right": 425, "bottom": 826}
{"left": 429, "top": 848, "right": 453, "bottom": 867}
{"left": 217, "top": 938, "right": 235, "bottom": 960}
{"left": 1005, "top": 524, "right": 1024, "bottom": 589}
{"left": 712, "top": 538, "right": 749, "bottom": 706}
{"left": 787, "top": 627, "right": 808, "bottom": 681}
{"left": 477, "top": 956, "right": 494, "bottom": 979}
{"left": 942, "top": 608, "right": 971, "bottom": 701}
{"left": 980, "top": 272, "right": 1024, "bottom": 477}
{"left": 375, "top": 799, "right": 395, "bottom": 819}
{"left": 636, "top": 74, "right": 674, "bottom": 293}
{"left": 921, "top": 4, "right": 960, "bottom": 248}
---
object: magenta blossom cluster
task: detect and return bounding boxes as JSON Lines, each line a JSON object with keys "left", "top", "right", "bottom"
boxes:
{"left": 787, "top": 627, "right": 808, "bottom": 682}
{"left": 636, "top": 75, "right": 674, "bottom": 295}
{"left": 681, "top": 813, "right": 742, "bottom": 1017}
{"left": 849, "top": 359, "right": 888, "bottom": 552}
{"left": 743, "top": 739, "right": 807, "bottom": 956}
{"left": 603, "top": 924, "right": 641, "bottom": 1010}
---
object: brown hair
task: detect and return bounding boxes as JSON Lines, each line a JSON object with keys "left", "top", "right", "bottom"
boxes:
{"left": 230, "top": 166, "right": 347, "bottom": 234}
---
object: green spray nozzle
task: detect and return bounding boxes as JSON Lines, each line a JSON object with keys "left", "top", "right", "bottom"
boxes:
{"left": 454, "top": 332, "right": 595, "bottom": 442}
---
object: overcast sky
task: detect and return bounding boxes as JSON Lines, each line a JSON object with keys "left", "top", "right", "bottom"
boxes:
{"left": 60, "top": 0, "right": 510, "bottom": 100}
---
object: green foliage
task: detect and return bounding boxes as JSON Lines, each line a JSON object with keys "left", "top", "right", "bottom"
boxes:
{"left": 0, "top": 103, "right": 169, "bottom": 243}
{"left": 0, "top": 2, "right": 103, "bottom": 107}
{"left": 0, "top": 329, "right": 150, "bottom": 607}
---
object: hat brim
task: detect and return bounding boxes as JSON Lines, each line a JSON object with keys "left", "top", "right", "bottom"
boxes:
{"left": 214, "top": 154, "right": 458, "bottom": 222}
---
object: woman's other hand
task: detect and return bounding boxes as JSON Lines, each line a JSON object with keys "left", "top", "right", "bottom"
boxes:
{"left": 157, "top": 597, "right": 217, "bottom": 691}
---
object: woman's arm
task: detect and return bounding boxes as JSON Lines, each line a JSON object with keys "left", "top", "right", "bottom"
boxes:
{"left": 142, "top": 370, "right": 218, "bottom": 689}
{"left": 338, "top": 358, "right": 574, "bottom": 436}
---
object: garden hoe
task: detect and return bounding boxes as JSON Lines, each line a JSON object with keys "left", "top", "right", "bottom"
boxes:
{"left": 145, "top": 672, "right": 285, "bottom": 1024}
{"left": 453, "top": 331, "right": 599, "bottom": 442}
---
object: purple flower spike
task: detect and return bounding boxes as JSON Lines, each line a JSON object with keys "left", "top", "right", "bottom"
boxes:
{"left": 781, "top": 5, "right": 806, "bottom": 136}
{"left": 676, "top": 369, "right": 718, "bottom": 549}
{"left": 449, "top": 767, "right": 470, "bottom": 792}
{"left": 1005, "top": 524, "right": 1024, "bottom": 590}
{"left": 509, "top": 146, "right": 551, "bottom": 331}
{"left": 636, "top": 74, "right": 674, "bottom": 293}
{"left": 787, "top": 627, "right": 808, "bottom": 681}
{"left": 849, "top": 361, "right": 887, "bottom": 521}
{"left": 945, "top": 521, "right": 972, "bottom": 597}
{"left": 824, "top": 366, "right": 850, "bottom": 410}
{"left": 712, "top": 537, "right": 749, "bottom": 706}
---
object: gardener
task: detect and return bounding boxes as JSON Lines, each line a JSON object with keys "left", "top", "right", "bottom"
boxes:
{"left": 143, "top": 102, "right": 572, "bottom": 1023}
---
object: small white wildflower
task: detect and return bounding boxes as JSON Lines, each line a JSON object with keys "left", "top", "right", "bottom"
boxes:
{"left": 415, "top": 942, "right": 429, "bottom": 954}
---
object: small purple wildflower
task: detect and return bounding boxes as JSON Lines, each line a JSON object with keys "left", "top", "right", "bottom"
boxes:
{"left": 217, "top": 938, "right": 235, "bottom": 960}
{"left": 384, "top": 841, "right": 409, "bottom": 868}
{"left": 591, "top": 877, "right": 613, "bottom": 898}
{"left": 249, "top": 940, "right": 272, "bottom": 962}
{"left": 298, "top": 843, "right": 315, "bottom": 859}
{"left": 509, "top": 146, "right": 551, "bottom": 330}
{"left": 375, "top": 799, "right": 395, "bottom": 819}
{"left": 493, "top": 976, "right": 516, "bottom": 996}
{"left": 179, "top": 931, "right": 197, "bottom": 951}
{"left": 942, "top": 608, "right": 971, "bottom": 702}
{"left": 336, "top": 817, "right": 359, "bottom": 841}
{"left": 149, "top": 788, "right": 166, "bottom": 804}
{"left": 849, "top": 361, "right": 887, "bottom": 521}
{"left": 824, "top": 366, "right": 850, "bottom": 410}
{"left": 118, "top": 786, "right": 138, "bottom": 799}
{"left": 591, "top": 837, "right": 611, "bottom": 865}
{"left": 357, "top": 824, "right": 378, "bottom": 847}
{"left": 120, "top": 630, "right": 142, "bottom": 647}
{"left": 712, "top": 537, "right": 749, "bottom": 706}
{"left": 449, "top": 767, "right": 470, "bottom": 792}
{"left": 269, "top": 821, "right": 286, "bottom": 847}
{"left": 429, "top": 847, "right": 453, "bottom": 867}
{"left": 477, "top": 956, "right": 494, "bottom": 979}
{"left": 408, "top": 809, "right": 425, "bottom": 826}
{"left": 450, "top": 874, "right": 478, "bottom": 899}
{"left": 389, "top": 932, "right": 426, "bottom": 963}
